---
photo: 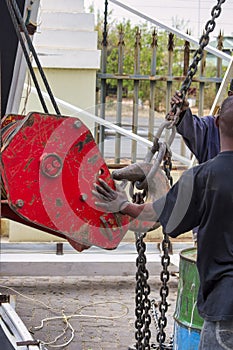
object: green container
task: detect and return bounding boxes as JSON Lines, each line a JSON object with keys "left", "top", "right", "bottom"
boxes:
{"left": 174, "top": 247, "right": 203, "bottom": 330}
{"left": 173, "top": 248, "right": 204, "bottom": 349}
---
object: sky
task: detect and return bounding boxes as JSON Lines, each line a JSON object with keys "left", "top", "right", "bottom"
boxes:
{"left": 84, "top": 0, "right": 232, "bottom": 39}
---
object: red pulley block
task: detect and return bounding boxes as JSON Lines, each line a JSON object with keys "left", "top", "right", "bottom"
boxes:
{"left": 1, "top": 112, "right": 131, "bottom": 251}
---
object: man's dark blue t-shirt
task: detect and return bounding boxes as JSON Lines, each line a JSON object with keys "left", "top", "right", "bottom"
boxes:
{"left": 153, "top": 151, "right": 233, "bottom": 321}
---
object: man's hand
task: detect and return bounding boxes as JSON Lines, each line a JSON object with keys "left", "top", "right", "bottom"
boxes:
{"left": 92, "top": 178, "right": 129, "bottom": 213}
{"left": 170, "top": 90, "right": 189, "bottom": 113}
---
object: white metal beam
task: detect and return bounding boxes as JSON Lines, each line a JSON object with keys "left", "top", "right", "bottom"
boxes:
{"left": 109, "top": 0, "right": 231, "bottom": 62}
{"left": 210, "top": 59, "right": 233, "bottom": 115}
{"left": 26, "top": 85, "right": 192, "bottom": 166}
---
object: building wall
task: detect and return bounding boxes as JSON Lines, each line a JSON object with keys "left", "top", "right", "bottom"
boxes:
{"left": 20, "top": 0, "right": 100, "bottom": 131}
{"left": 22, "top": 68, "right": 97, "bottom": 131}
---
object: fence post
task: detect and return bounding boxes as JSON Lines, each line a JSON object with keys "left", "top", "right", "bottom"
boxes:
{"left": 99, "top": 0, "right": 109, "bottom": 154}
{"left": 148, "top": 29, "right": 157, "bottom": 142}
{"left": 131, "top": 28, "right": 141, "bottom": 163}
{"left": 115, "top": 25, "right": 125, "bottom": 164}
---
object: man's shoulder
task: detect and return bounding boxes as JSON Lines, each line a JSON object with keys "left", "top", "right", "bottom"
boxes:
{"left": 176, "top": 108, "right": 215, "bottom": 131}
{"left": 200, "top": 115, "right": 215, "bottom": 123}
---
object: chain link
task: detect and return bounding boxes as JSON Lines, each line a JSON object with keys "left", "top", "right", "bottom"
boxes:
{"left": 163, "top": 151, "right": 173, "bottom": 187}
{"left": 150, "top": 301, "right": 173, "bottom": 350}
{"left": 159, "top": 6, "right": 226, "bottom": 342}
{"left": 134, "top": 233, "right": 152, "bottom": 350}
{"left": 136, "top": 123, "right": 175, "bottom": 192}
{"left": 167, "top": 0, "right": 226, "bottom": 123}
{"left": 132, "top": 2, "right": 226, "bottom": 349}
{"left": 181, "top": 0, "right": 226, "bottom": 96}
{"left": 156, "top": 232, "right": 171, "bottom": 348}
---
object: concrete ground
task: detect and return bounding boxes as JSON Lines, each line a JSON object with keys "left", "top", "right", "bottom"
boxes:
{"left": 0, "top": 241, "right": 185, "bottom": 350}
{"left": 0, "top": 275, "right": 178, "bottom": 350}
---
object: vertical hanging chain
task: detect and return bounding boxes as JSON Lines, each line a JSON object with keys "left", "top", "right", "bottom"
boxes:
{"left": 166, "top": 0, "right": 226, "bottom": 124}
{"left": 134, "top": 233, "right": 151, "bottom": 350}
{"left": 102, "top": 0, "right": 108, "bottom": 47}
{"left": 128, "top": 192, "right": 152, "bottom": 350}
{"left": 125, "top": 1, "right": 226, "bottom": 349}
{"left": 156, "top": 5, "right": 226, "bottom": 346}
{"left": 180, "top": 0, "right": 226, "bottom": 97}
{"left": 163, "top": 151, "right": 173, "bottom": 187}
{"left": 156, "top": 231, "right": 171, "bottom": 348}
{"left": 158, "top": 4, "right": 227, "bottom": 343}
{"left": 155, "top": 6, "right": 227, "bottom": 345}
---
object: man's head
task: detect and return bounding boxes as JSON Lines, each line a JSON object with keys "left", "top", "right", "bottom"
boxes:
{"left": 217, "top": 95, "right": 233, "bottom": 144}
{"left": 228, "top": 79, "right": 233, "bottom": 97}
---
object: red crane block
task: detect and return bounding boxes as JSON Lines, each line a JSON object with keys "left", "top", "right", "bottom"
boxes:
{"left": 1, "top": 112, "right": 131, "bottom": 250}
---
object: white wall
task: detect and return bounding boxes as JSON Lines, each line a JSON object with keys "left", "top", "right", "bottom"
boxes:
{"left": 11, "top": 0, "right": 101, "bottom": 242}
{"left": 20, "top": 0, "right": 100, "bottom": 131}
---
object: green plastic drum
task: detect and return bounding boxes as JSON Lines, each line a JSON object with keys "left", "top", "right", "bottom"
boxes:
{"left": 173, "top": 247, "right": 204, "bottom": 350}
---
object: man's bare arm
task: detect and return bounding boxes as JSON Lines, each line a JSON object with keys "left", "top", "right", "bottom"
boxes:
{"left": 120, "top": 202, "right": 159, "bottom": 222}
{"left": 92, "top": 178, "right": 159, "bottom": 222}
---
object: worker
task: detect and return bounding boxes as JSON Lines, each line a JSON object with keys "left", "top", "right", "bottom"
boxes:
{"left": 172, "top": 79, "right": 233, "bottom": 164}
{"left": 173, "top": 80, "right": 233, "bottom": 242}
{"left": 92, "top": 95, "right": 233, "bottom": 350}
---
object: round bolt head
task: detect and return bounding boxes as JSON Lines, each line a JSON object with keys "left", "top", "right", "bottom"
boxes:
{"left": 80, "top": 193, "right": 88, "bottom": 202}
{"left": 74, "top": 120, "right": 82, "bottom": 129}
{"left": 16, "top": 199, "right": 24, "bottom": 208}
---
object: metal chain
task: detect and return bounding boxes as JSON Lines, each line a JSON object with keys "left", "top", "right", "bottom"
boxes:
{"left": 132, "top": 211, "right": 173, "bottom": 350}
{"left": 156, "top": 4, "right": 226, "bottom": 345}
{"left": 134, "top": 233, "right": 151, "bottom": 350}
{"left": 127, "top": 191, "right": 152, "bottom": 350}
{"left": 136, "top": 122, "right": 176, "bottom": 192}
{"left": 166, "top": 0, "right": 226, "bottom": 124}
{"left": 150, "top": 300, "right": 173, "bottom": 349}
{"left": 162, "top": 145, "right": 173, "bottom": 187}
{"left": 180, "top": 0, "right": 226, "bottom": 96}
{"left": 156, "top": 231, "right": 171, "bottom": 349}
{"left": 131, "top": 2, "right": 226, "bottom": 349}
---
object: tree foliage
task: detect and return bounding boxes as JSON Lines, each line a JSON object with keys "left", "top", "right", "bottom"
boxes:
{"left": 92, "top": 7, "right": 225, "bottom": 111}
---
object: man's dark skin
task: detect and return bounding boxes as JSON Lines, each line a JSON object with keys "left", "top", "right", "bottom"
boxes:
{"left": 171, "top": 85, "right": 233, "bottom": 116}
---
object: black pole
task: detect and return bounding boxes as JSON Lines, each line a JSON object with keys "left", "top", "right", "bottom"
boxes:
{"left": 5, "top": 0, "right": 49, "bottom": 113}
{"left": 7, "top": 0, "right": 61, "bottom": 115}
{"left": 0, "top": 0, "right": 25, "bottom": 117}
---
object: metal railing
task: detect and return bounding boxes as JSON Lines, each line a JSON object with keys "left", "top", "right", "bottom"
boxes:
{"left": 96, "top": 0, "right": 232, "bottom": 165}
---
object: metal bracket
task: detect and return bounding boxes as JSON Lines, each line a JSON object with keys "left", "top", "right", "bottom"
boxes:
{"left": 16, "top": 340, "right": 41, "bottom": 346}
{"left": 210, "top": 59, "right": 233, "bottom": 115}
{"left": 0, "top": 294, "right": 10, "bottom": 304}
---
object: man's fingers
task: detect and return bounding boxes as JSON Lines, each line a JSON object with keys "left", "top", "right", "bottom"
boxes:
{"left": 171, "top": 96, "right": 181, "bottom": 104}
{"left": 92, "top": 182, "right": 116, "bottom": 201}
{"left": 92, "top": 189, "right": 112, "bottom": 211}
{"left": 94, "top": 201, "right": 108, "bottom": 209}
{"left": 92, "top": 189, "right": 106, "bottom": 201}
{"left": 94, "top": 183, "right": 109, "bottom": 197}
{"left": 98, "top": 178, "right": 115, "bottom": 193}
{"left": 96, "top": 179, "right": 116, "bottom": 199}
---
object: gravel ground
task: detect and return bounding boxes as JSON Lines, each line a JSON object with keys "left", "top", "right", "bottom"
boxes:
{"left": 0, "top": 274, "right": 178, "bottom": 350}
